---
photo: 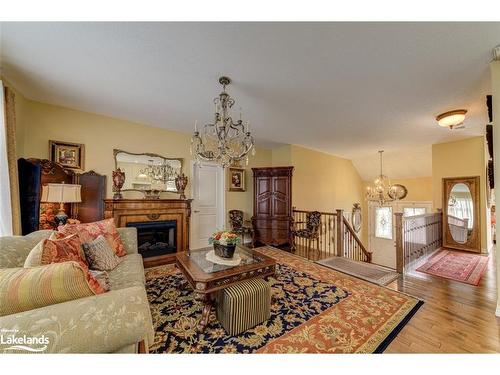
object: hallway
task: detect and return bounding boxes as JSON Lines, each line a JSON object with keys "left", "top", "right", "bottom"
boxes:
{"left": 385, "top": 251, "right": 499, "bottom": 352}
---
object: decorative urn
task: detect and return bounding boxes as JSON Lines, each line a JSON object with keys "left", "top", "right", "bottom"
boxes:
{"left": 175, "top": 173, "right": 188, "bottom": 200}
{"left": 112, "top": 168, "right": 125, "bottom": 199}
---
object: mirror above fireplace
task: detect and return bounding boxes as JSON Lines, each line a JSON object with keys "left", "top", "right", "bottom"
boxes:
{"left": 114, "top": 149, "right": 183, "bottom": 193}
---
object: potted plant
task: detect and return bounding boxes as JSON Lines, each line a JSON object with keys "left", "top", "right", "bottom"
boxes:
{"left": 209, "top": 230, "right": 241, "bottom": 258}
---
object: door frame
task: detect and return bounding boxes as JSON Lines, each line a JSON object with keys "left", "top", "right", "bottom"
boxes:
{"left": 189, "top": 161, "right": 225, "bottom": 250}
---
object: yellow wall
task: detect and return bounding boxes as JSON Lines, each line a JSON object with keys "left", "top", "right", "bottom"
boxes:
{"left": 286, "top": 145, "right": 364, "bottom": 213}
{"left": 11, "top": 92, "right": 272, "bottom": 225}
{"left": 390, "top": 177, "right": 433, "bottom": 202}
{"left": 432, "top": 136, "right": 490, "bottom": 253}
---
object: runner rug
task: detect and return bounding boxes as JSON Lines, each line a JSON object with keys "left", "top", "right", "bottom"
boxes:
{"left": 416, "top": 249, "right": 488, "bottom": 285}
{"left": 145, "top": 246, "right": 422, "bottom": 353}
{"left": 316, "top": 256, "right": 399, "bottom": 286}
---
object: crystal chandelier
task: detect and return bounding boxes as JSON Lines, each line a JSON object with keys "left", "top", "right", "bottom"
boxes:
{"left": 139, "top": 160, "right": 175, "bottom": 184}
{"left": 191, "top": 76, "right": 255, "bottom": 167}
{"left": 366, "top": 151, "right": 408, "bottom": 205}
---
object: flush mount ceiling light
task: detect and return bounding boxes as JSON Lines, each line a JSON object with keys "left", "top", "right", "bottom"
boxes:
{"left": 436, "top": 109, "right": 467, "bottom": 129}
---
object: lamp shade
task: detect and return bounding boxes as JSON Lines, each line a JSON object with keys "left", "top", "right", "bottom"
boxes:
{"left": 41, "top": 183, "right": 82, "bottom": 203}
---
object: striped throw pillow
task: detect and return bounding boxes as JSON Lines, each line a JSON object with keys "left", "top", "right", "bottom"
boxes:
{"left": 82, "top": 235, "right": 123, "bottom": 271}
{"left": 0, "top": 262, "right": 104, "bottom": 317}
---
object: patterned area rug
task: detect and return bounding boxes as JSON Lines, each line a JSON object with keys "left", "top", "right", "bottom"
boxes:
{"left": 145, "top": 247, "right": 422, "bottom": 353}
{"left": 316, "top": 256, "right": 399, "bottom": 286}
{"left": 416, "top": 249, "right": 489, "bottom": 285}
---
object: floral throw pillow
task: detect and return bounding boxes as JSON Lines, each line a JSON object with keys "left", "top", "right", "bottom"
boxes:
{"left": 24, "top": 233, "right": 88, "bottom": 270}
{"left": 82, "top": 235, "right": 123, "bottom": 271}
{"left": 57, "top": 218, "right": 126, "bottom": 257}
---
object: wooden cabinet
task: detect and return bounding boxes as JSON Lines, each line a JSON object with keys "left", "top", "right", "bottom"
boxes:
{"left": 17, "top": 158, "right": 106, "bottom": 234}
{"left": 251, "top": 167, "right": 293, "bottom": 247}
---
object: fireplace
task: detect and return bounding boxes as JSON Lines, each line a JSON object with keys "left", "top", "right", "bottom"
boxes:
{"left": 104, "top": 198, "right": 192, "bottom": 266}
{"left": 126, "top": 220, "right": 177, "bottom": 258}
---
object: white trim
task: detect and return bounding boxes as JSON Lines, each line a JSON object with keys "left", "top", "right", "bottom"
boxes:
{"left": 496, "top": 305, "right": 500, "bottom": 318}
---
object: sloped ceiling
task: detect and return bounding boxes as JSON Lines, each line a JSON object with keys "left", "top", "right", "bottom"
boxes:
{"left": 1, "top": 22, "right": 498, "bottom": 179}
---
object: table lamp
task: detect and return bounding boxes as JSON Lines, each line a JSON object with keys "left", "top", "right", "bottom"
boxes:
{"left": 41, "top": 182, "right": 82, "bottom": 226}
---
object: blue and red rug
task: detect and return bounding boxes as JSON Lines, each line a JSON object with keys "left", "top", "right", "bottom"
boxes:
{"left": 145, "top": 246, "right": 422, "bottom": 353}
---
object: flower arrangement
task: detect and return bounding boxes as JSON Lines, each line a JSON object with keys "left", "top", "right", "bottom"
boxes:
{"left": 208, "top": 230, "right": 241, "bottom": 246}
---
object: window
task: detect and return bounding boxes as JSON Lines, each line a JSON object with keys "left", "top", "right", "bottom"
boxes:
{"left": 403, "top": 207, "right": 426, "bottom": 217}
{"left": 375, "top": 206, "right": 392, "bottom": 239}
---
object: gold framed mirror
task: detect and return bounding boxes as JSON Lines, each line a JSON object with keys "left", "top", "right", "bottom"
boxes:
{"left": 113, "top": 149, "right": 183, "bottom": 193}
{"left": 442, "top": 176, "right": 480, "bottom": 252}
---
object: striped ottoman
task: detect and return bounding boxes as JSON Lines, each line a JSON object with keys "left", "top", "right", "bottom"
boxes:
{"left": 216, "top": 278, "right": 271, "bottom": 336}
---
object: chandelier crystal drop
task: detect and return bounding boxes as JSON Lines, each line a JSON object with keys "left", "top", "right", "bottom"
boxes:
{"left": 365, "top": 151, "right": 408, "bottom": 205}
{"left": 191, "top": 76, "right": 255, "bottom": 168}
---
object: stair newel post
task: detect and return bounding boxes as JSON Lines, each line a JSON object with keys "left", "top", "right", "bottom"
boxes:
{"left": 395, "top": 212, "right": 404, "bottom": 273}
{"left": 336, "top": 209, "right": 344, "bottom": 257}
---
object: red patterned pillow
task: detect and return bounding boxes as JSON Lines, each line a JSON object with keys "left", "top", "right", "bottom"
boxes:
{"left": 23, "top": 235, "right": 104, "bottom": 294}
{"left": 57, "top": 218, "right": 126, "bottom": 257}
{"left": 25, "top": 234, "right": 88, "bottom": 270}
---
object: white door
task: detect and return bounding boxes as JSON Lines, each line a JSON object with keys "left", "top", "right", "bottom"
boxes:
{"left": 369, "top": 203, "right": 396, "bottom": 269}
{"left": 368, "top": 200, "right": 433, "bottom": 269}
{"left": 191, "top": 162, "right": 225, "bottom": 250}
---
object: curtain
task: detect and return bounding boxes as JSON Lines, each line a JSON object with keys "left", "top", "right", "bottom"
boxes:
{"left": 0, "top": 81, "right": 21, "bottom": 236}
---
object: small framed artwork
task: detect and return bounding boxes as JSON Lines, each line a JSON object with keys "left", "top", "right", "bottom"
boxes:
{"left": 228, "top": 167, "right": 245, "bottom": 192}
{"left": 49, "top": 140, "right": 85, "bottom": 170}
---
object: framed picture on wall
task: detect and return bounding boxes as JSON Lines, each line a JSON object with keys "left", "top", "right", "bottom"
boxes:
{"left": 49, "top": 140, "right": 85, "bottom": 170}
{"left": 228, "top": 167, "right": 245, "bottom": 192}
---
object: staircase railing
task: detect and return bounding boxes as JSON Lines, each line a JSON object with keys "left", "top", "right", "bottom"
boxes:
{"left": 341, "top": 214, "right": 372, "bottom": 262}
{"left": 395, "top": 211, "right": 442, "bottom": 273}
{"left": 292, "top": 208, "right": 371, "bottom": 262}
{"left": 292, "top": 209, "right": 337, "bottom": 257}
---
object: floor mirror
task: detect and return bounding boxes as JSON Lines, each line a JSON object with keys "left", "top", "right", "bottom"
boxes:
{"left": 442, "top": 176, "right": 481, "bottom": 252}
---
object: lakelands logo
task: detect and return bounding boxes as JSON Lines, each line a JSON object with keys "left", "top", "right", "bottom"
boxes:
{"left": 1, "top": 329, "right": 49, "bottom": 352}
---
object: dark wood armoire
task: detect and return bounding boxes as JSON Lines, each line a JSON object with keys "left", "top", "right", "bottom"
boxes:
{"left": 251, "top": 166, "right": 293, "bottom": 247}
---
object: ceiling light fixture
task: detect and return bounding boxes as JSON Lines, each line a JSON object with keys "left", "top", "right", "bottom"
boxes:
{"left": 191, "top": 76, "right": 255, "bottom": 167}
{"left": 436, "top": 109, "right": 467, "bottom": 129}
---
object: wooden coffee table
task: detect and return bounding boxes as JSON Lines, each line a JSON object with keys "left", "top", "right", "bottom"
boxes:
{"left": 175, "top": 245, "right": 276, "bottom": 332}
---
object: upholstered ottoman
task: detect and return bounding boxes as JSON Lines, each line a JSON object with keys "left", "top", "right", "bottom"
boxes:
{"left": 216, "top": 278, "right": 271, "bottom": 335}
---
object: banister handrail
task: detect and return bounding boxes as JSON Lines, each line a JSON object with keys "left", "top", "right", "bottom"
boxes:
{"left": 342, "top": 216, "right": 372, "bottom": 262}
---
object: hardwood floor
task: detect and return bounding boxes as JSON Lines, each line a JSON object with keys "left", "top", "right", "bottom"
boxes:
{"left": 384, "top": 251, "right": 500, "bottom": 353}
{"left": 288, "top": 244, "right": 499, "bottom": 352}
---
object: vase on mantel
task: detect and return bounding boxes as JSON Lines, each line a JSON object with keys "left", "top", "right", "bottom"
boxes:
{"left": 175, "top": 173, "right": 188, "bottom": 199}
{"left": 112, "top": 168, "right": 125, "bottom": 199}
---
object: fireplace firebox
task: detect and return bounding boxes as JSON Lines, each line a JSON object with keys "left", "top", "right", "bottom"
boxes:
{"left": 126, "top": 220, "right": 177, "bottom": 258}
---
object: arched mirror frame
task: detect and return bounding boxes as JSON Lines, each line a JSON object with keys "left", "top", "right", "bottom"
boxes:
{"left": 442, "top": 176, "right": 481, "bottom": 253}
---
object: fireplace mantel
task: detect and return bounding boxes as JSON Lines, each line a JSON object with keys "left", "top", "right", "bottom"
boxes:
{"left": 104, "top": 199, "right": 193, "bottom": 266}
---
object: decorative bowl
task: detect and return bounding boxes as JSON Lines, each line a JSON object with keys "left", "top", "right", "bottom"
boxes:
{"left": 213, "top": 243, "right": 236, "bottom": 259}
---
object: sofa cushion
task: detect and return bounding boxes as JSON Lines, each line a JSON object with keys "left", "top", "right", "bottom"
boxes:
{"left": 0, "top": 261, "right": 105, "bottom": 317}
{"left": 24, "top": 233, "right": 88, "bottom": 270}
{"left": 0, "top": 230, "right": 53, "bottom": 268}
{"left": 108, "top": 254, "right": 145, "bottom": 290}
{"left": 82, "top": 235, "right": 123, "bottom": 271}
{"left": 57, "top": 219, "right": 126, "bottom": 257}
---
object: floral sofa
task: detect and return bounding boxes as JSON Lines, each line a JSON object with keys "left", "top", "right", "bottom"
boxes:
{"left": 0, "top": 227, "right": 154, "bottom": 353}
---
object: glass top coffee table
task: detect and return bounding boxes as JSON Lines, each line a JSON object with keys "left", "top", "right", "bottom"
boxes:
{"left": 175, "top": 245, "right": 276, "bottom": 332}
